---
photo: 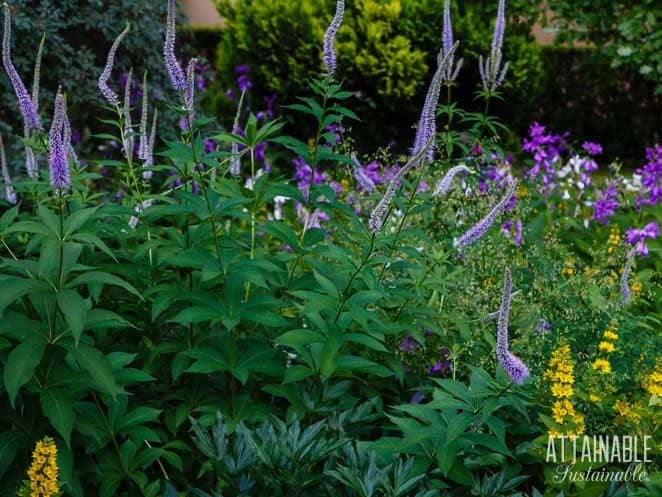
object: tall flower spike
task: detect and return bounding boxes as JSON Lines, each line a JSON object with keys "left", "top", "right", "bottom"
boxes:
{"left": 412, "top": 41, "right": 459, "bottom": 163}
{"left": 49, "top": 88, "right": 70, "bottom": 191}
{"left": 496, "top": 268, "right": 530, "bottom": 384}
{"left": 123, "top": 68, "right": 134, "bottom": 160}
{"left": 479, "top": 0, "right": 509, "bottom": 93}
{"left": 368, "top": 138, "right": 433, "bottom": 234}
{"left": 229, "top": 89, "right": 246, "bottom": 177}
{"left": 139, "top": 72, "right": 149, "bottom": 160}
{"left": 2, "top": 3, "right": 42, "bottom": 131}
{"left": 184, "top": 57, "right": 198, "bottom": 112}
{"left": 98, "top": 22, "right": 130, "bottom": 107}
{"left": 453, "top": 179, "right": 516, "bottom": 252}
{"left": 62, "top": 110, "right": 78, "bottom": 166}
{"left": 24, "top": 32, "right": 45, "bottom": 181}
{"left": 164, "top": 0, "right": 186, "bottom": 91}
{"left": 143, "top": 108, "right": 157, "bottom": 180}
{"left": 433, "top": 164, "right": 471, "bottom": 196}
{"left": 0, "top": 135, "right": 16, "bottom": 204}
{"left": 441, "top": 0, "right": 463, "bottom": 82}
{"left": 322, "top": 0, "right": 345, "bottom": 79}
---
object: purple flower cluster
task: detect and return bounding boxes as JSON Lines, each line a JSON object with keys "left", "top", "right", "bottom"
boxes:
{"left": 478, "top": 0, "right": 509, "bottom": 93}
{"left": 398, "top": 335, "right": 420, "bottom": 354}
{"left": 98, "top": 23, "right": 130, "bottom": 107}
{"left": 625, "top": 222, "right": 659, "bottom": 257}
{"left": 428, "top": 347, "right": 451, "bottom": 376}
{"left": 582, "top": 141, "right": 603, "bottom": 156}
{"left": 592, "top": 183, "right": 619, "bottom": 225}
{"left": 501, "top": 219, "right": 523, "bottom": 246}
{"left": 235, "top": 64, "right": 252, "bottom": 92}
{"left": 0, "top": 134, "right": 16, "bottom": 204}
{"left": 635, "top": 145, "right": 662, "bottom": 207}
{"left": 441, "top": 0, "right": 462, "bottom": 82}
{"left": 164, "top": 0, "right": 199, "bottom": 110}
{"left": 534, "top": 318, "right": 552, "bottom": 335}
{"left": 522, "top": 122, "right": 567, "bottom": 187}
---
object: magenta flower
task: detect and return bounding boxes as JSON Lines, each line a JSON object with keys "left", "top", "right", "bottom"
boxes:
{"left": 582, "top": 141, "right": 603, "bottom": 156}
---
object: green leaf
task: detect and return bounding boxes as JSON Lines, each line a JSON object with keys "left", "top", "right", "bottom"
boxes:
{"left": 40, "top": 389, "right": 75, "bottom": 447}
{"left": 66, "top": 271, "right": 143, "bottom": 300}
{"left": 69, "top": 344, "right": 121, "bottom": 398}
{"left": 0, "top": 431, "right": 21, "bottom": 477}
{"left": 57, "top": 289, "right": 88, "bottom": 345}
{"left": 4, "top": 338, "right": 46, "bottom": 407}
{"left": 115, "top": 407, "right": 162, "bottom": 433}
{"left": 283, "top": 365, "right": 315, "bottom": 384}
{"left": 0, "top": 276, "right": 48, "bottom": 313}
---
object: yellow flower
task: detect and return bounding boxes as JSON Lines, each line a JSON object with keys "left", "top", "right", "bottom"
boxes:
{"left": 613, "top": 399, "right": 641, "bottom": 424}
{"left": 340, "top": 178, "right": 349, "bottom": 192}
{"left": 589, "top": 393, "right": 601, "bottom": 402}
{"left": 603, "top": 330, "right": 619, "bottom": 341}
{"left": 544, "top": 345, "right": 584, "bottom": 437}
{"left": 631, "top": 281, "right": 643, "bottom": 297}
{"left": 598, "top": 341, "right": 615, "bottom": 353}
{"left": 19, "top": 436, "right": 59, "bottom": 497}
{"left": 592, "top": 358, "right": 612, "bottom": 373}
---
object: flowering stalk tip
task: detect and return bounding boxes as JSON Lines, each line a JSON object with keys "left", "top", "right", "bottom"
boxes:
{"left": 48, "top": 87, "right": 71, "bottom": 191}
{"left": 98, "top": 22, "right": 130, "bottom": 107}
{"left": 496, "top": 268, "right": 529, "bottom": 384}
{"left": 322, "top": 0, "right": 345, "bottom": 79}
{"left": 2, "top": 3, "right": 42, "bottom": 131}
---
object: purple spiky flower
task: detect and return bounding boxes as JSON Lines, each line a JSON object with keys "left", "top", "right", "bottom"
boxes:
{"left": 433, "top": 164, "right": 470, "bottom": 196}
{"left": 164, "top": 0, "right": 186, "bottom": 92}
{"left": 142, "top": 108, "right": 157, "bottom": 180}
{"left": 123, "top": 68, "right": 134, "bottom": 160}
{"left": 98, "top": 22, "right": 130, "bottom": 107}
{"left": 2, "top": 4, "right": 41, "bottom": 131}
{"left": 441, "top": 0, "right": 463, "bottom": 82}
{"left": 322, "top": 0, "right": 345, "bottom": 78}
{"left": 478, "top": 0, "right": 509, "bottom": 93}
{"left": 184, "top": 57, "right": 198, "bottom": 112}
{"left": 454, "top": 180, "right": 516, "bottom": 252}
{"left": 48, "top": 88, "right": 70, "bottom": 191}
{"left": 412, "top": 41, "right": 459, "bottom": 162}
{"left": 496, "top": 268, "right": 529, "bottom": 384}
{"left": 138, "top": 72, "right": 149, "bottom": 160}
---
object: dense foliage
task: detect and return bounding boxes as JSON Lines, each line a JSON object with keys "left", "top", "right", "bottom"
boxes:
{"left": 0, "top": 1, "right": 660, "bottom": 497}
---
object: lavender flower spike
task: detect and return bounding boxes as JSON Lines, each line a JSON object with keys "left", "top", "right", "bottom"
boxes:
{"left": 479, "top": 0, "right": 509, "bottom": 92}
{"left": 164, "top": 0, "right": 186, "bottom": 91}
{"left": 123, "top": 68, "right": 134, "bottom": 160}
{"left": 98, "top": 22, "right": 130, "bottom": 107}
{"left": 412, "top": 41, "right": 459, "bottom": 163}
{"left": 142, "top": 108, "right": 157, "bottom": 180}
{"left": 442, "top": 0, "right": 463, "bottom": 82}
{"left": 0, "top": 135, "right": 16, "bottom": 204}
{"left": 184, "top": 57, "right": 198, "bottom": 112}
{"left": 2, "top": 4, "right": 42, "bottom": 131}
{"left": 368, "top": 137, "right": 433, "bottom": 234}
{"left": 322, "top": 0, "right": 345, "bottom": 79}
{"left": 453, "top": 179, "right": 516, "bottom": 252}
{"left": 49, "top": 88, "right": 70, "bottom": 191}
{"left": 23, "top": 32, "right": 45, "bottom": 181}
{"left": 496, "top": 268, "right": 529, "bottom": 384}
{"left": 620, "top": 253, "right": 634, "bottom": 305}
{"left": 433, "top": 163, "right": 471, "bottom": 196}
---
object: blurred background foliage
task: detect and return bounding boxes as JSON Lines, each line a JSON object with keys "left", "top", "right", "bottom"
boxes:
{"left": 0, "top": 0, "right": 659, "bottom": 167}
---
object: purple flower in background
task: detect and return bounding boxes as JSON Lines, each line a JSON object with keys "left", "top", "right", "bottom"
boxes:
{"left": 398, "top": 335, "right": 419, "bottom": 354}
{"left": 2, "top": 4, "right": 42, "bottom": 131}
{"left": 502, "top": 219, "right": 523, "bottom": 246}
{"left": 324, "top": 123, "right": 345, "bottom": 145}
{"left": 635, "top": 145, "right": 662, "bottom": 206}
{"left": 582, "top": 141, "right": 603, "bottom": 156}
{"left": 322, "top": 0, "right": 345, "bottom": 78}
{"left": 620, "top": 254, "right": 634, "bottom": 305}
{"left": 293, "top": 157, "right": 326, "bottom": 199}
{"left": 410, "top": 391, "right": 426, "bottom": 404}
{"left": 496, "top": 268, "right": 529, "bottom": 384}
{"left": 49, "top": 88, "right": 70, "bottom": 191}
{"left": 535, "top": 318, "right": 551, "bottom": 335}
{"left": 592, "top": 184, "right": 619, "bottom": 225}
{"left": 625, "top": 222, "right": 659, "bottom": 257}
{"left": 441, "top": 0, "right": 463, "bottom": 82}
{"left": 454, "top": 180, "right": 516, "bottom": 252}
{"left": 352, "top": 154, "right": 377, "bottom": 193}
{"left": 235, "top": 64, "right": 252, "bottom": 92}
{"left": 257, "top": 93, "right": 277, "bottom": 121}
{"left": 428, "top": 347, "right": 451, "bottom": 376}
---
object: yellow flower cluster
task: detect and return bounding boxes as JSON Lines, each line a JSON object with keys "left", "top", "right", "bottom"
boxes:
{"left": 630, "top": 280, "right": 643, "bottom": 298}
{"left": 587, "top": 322, "right": 618, "bottom": 402}
{"left": 642, "top": 365, "right": 662, "bottom": 397}
{"left": 597, "top": 322, "right": 618, "bottom": 355}
{"left": 613, "top": 399, "right": 642, "bottom": 425}
{"left": 592, "top": 358, "right": 611, "bottom": 373}
{"left": 544, "top": 345, "right": 585, "bottom": 437}
{"left": 607, "top": 225, "right": 620, "bottom": 254}
{"left": 19, "top": 437, "right": 59, "bottom": 497}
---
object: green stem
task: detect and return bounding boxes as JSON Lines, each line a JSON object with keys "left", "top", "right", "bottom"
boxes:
{"left": 245, "top": 147, "right": 257, "bottom": 300}
{"left": 334, "top": 236, "right": 376, "bottom": 324}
